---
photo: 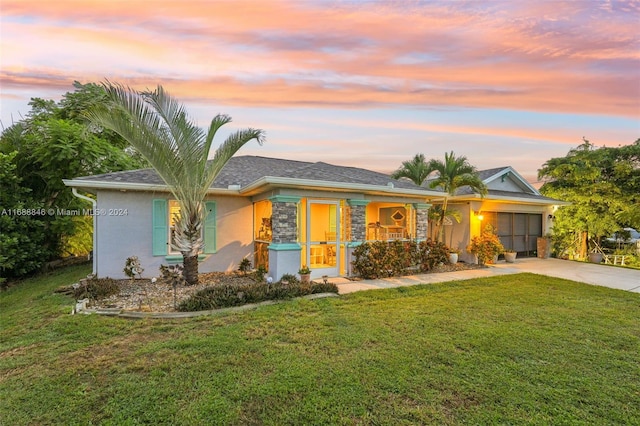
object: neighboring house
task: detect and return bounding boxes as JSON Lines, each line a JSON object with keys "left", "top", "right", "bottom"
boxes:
{"left": 63, "top": 156, "right": 564, "bottom": 280}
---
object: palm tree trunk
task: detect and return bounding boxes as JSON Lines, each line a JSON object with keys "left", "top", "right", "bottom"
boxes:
{"left": 183, "top": 255, "right": 199, "bottom": 286}
{"left": 437, "top": 198, "right": 449, "bottom": 243}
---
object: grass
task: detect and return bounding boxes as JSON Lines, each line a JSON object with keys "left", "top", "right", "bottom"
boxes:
{"left": 1, "top": 265, "right": 639, "bottom": 425}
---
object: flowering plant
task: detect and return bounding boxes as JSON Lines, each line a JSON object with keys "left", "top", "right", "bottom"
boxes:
{"left": 298, "top": 265, "right": 311, "bottom": 275}
{"left": 467, "top": 224, "right": 504, "bottom": 265}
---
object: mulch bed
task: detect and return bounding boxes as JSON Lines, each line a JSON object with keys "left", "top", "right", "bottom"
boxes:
{"left": 62, "top": 263, "right": 485, "bottom": 313}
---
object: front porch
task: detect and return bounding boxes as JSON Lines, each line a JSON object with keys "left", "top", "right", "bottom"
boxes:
{"left": 252, "top": 196, "right": 431, "bottom": 280}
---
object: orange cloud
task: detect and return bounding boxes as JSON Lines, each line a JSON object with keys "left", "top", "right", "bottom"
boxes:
{"left": 1, "top": 0, "right": 638, "bottom": 119}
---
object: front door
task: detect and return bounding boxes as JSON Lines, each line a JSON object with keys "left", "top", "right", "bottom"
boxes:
{"left": 307, "top": 200, "right": 339, "bottom": 277}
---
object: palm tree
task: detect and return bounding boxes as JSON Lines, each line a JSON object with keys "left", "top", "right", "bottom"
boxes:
{"left": 86, "top": 82, "right": 264, "bottom": 285}
{"left": 426, "top": 151, "right": 487, "bottom": 242}
{"left": 390, "top": 153, "right": 430, "bottom": 186}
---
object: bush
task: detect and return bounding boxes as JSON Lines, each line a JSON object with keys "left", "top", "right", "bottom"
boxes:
{"left": 417, "top": 240, "right": 450, "bottom": 271}
{"left": 177, "top": 279, "right": 339, "bottom": 312}
{"left": 352, "top": 239, "right": 451, "bottom": 279}
{"left": 467, "top": 225, "right": 505, "bottom": 265}
{"left": 279, "top": 273, "right": 300, "bottom": 284}
{"left": 74, "top": 277, "right": 120, "bottom": 300}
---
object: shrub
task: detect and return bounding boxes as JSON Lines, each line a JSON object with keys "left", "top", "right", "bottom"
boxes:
{"left": 352, "top": 240, "right": 416, "bottom": 279}
{"left": 467, "top": 225, "right": 505, "bottom": 265}
{"left": 352, "top": 239, "right": 451, "bottom": 279}
{"left": 177, "top": 279, "right": 339, "bottom": 312}
{"left": 417, "top": 240, "right": 450, "bottom": 271}
{"left": 74, "top": 277, "right": 120, "bottom": 300}
{"left": 237, "top": 258, "right": 251, "bottom": 275}
{"left": 252, "top": 265, "right": 268, "bottom": 282}
{"left": 279, "top": 273, "right": 300, "bottom": 284}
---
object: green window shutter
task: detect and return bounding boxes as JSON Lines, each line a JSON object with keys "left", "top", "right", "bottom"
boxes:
{"left": 152, "top": 199, "right": 168, "bottom": 256}
{"left": 204, "top": 201, "right": 217, "bottom": 254}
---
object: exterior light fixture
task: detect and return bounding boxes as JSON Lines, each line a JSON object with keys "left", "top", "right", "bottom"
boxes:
{"left": 474, "top": 210, "right": 484, "bottom": 221}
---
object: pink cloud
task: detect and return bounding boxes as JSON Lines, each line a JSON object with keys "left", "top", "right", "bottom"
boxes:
{"left": 1, "top": 0, "right": 638, "bottom": 119}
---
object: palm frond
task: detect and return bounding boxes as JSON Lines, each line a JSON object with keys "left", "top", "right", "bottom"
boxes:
{"left": 84, "top": 81, "right": 265, "bottom": 270}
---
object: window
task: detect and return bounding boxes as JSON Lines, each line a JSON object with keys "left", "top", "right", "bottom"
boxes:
{"left": 152, "top": 199, "right": 216, "bottom": 256}
{"left": 168, "top": 200, "right": 182, "bottom": 254}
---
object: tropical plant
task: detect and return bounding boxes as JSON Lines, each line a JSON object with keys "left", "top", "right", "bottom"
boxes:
{"left": 425, "top": 151, "right": 487, "bottom": 243}
{"left": 237, "top": 258, "right": 252, "bottom": 276}
{"left": 86, "top": 82, "right": 264, "bottom": 285}
{"left": 298, "top": 265, "right": 311, "bottom": 275}
{"left": 467, "top": 224, "right": 504, "bottom": 265}
{"left": 427, "top": 205, "right": 461, "bottom": 243}
{"left": 390, "top": 153, "right": 431, "bottom": 186}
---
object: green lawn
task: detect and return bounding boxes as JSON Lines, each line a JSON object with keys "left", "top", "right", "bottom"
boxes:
{"left": 1, "top": 265, "right": 639, "bottom": 425}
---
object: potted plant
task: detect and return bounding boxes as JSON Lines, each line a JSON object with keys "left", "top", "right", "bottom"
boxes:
{"left": 449, "top": 249, "right": 459, "bottom": 265}
{"left": 298, "top": 265, "right": 311, "bottom": 283}
{"left": 588, "top": 250, "right": 603, "bottom": 264}
{"left": 467, "top": 225, "right": 505, "bottom": 266}
{"left": 504, "top": 249, "right": 517, "bottom": 263}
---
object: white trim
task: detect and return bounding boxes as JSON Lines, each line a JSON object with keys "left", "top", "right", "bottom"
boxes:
{"left": 305, "top": 199, "right": 340, "bottom": 278}
{"left": 483, "top": 167, "right": 540, "bottom": 195}
{"left": 453, "top": 192, "right": 569, "bottom": 206}
{"left": 239, "top": 176, "right": 442, "bottom": 198}
{"left": 63, "top": 176, "right": 442, "bottom": 199}
{"left": 62, "top": 179, "right": 241, "bottom": 195}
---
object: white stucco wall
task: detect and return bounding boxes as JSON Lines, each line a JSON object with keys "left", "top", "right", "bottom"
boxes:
{"left": 95, "top": 190, "right": 253, "bottom": 279}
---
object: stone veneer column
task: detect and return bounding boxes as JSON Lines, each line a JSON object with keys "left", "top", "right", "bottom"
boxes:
{"left": 347, "top": 200, "right": 369, "bottom": 242}
{"left": 268, "top": 195, "right": 301, "bottom": 281}
{"left": 345, "top": 199, "right": 370, "bottom": 276}
{"left": 413, "top": 203, "right": 431, "bottom": 241}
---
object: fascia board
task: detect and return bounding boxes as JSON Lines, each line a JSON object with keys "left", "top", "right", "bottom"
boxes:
{"left": 239, "top": 176, "right": 443, "bottom": 198}
{"left": 62, "top": 179, "right": 241, "bottom": 195}
{"left": 63, "top": 176, "right": 445, "bottom": 199}
{"left": 451, "top": 193, "right": 570, "bottom": 206}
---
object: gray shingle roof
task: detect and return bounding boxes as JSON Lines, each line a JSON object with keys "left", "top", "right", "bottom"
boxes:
{"left": 72, "top": 155, "right": 424, "bottom": 190}
{"left": 477, "top": 167, "right": 510, "bottom": 181}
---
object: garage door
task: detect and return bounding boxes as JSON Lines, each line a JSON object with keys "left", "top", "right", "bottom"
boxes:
{"left": 496, "top": 213, "right": 542, "bottom": 256}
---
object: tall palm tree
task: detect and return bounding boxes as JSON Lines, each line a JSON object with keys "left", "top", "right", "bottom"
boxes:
{"left": 426, "top": 151, "right": 487, "bottom": 242}
{"left": 390, "top": 153, "right": 430, "bottom": 186}
{"left": 86, "top": 82, "right": 264, "bottom": 285}
{"left": 391, "top": 153, "right": 431, "bottom": 241}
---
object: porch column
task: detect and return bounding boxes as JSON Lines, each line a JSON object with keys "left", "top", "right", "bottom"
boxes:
{"left": 268, "top": 195, "right": 301, "bottom": 281}
{"left": 413, "top": 203, "right": 431, "bottom": 241}
{"left": 346, "top": 199, "right": 370, "bottom": 276}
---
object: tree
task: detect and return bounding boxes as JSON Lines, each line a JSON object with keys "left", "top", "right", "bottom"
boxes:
{"left": 425, "top": 151, "right": 487, "bottom": 242}
{"left": 390, "top": 153, "right": 431, "bottom": 186}
{"left": 0, "top": 82, "right": 149, "bottom": 278}
{"left": 538, "top": 139, "right": 640, "bottom": 259}
{"left": 0, "top": 152, "right": 48, "bottom": 284}
{"left": 86, "top": 82, "right": 264, "bottom": 285}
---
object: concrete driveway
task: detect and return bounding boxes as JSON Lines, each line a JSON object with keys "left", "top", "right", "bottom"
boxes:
{"left": 335, "top": 257, "right": 640, "bottom": 294}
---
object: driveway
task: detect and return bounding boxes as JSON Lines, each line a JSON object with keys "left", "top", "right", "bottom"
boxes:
{"left": 335, "top": 257, "right": 640, "bottom": 294}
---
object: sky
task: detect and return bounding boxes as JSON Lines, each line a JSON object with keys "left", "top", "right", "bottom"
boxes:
{"left": 1, "top": 0, "right": 639, "bottom": 185}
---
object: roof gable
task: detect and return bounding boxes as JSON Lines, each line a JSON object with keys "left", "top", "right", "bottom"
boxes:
{"left": 481, "top": 166, "right": 539, "bottom": 195}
